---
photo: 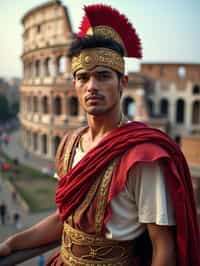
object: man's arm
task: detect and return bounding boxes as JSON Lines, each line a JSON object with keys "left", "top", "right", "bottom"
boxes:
{"left": 147, "top": 223, "right": 176, "bottom": 266}
{"left": 0, "top": 209, "right": 63, "bottom": 256}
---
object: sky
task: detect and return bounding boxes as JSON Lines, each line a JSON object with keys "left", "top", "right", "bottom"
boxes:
{"left": 0, "top": 0, "right": 200, "bottom": 78}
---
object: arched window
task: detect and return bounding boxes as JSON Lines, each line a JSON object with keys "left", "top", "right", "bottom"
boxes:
{"left": 192, "top": 101, "right": 200, "bottom": 124}
{"left": 44, "top": 58, "right": 51, "bottom": 76}
{"left": 42, "top": 96, "right": 48, "bottom": 114}
{"left": 33, "top": 132, "right": 38, "bottom": 151}
{"left": 160, "top": 98, "right": 169, "bottom": 117}
{"left": 147, "top": 99, "right": 154, "bottom": 116}
{"left": 122, "top": 97, "right": 135, "bottom": 120}
{"left": 27, "top": 131, "right": 31, "bottom": 146}
{"left": 176, "top": 99, "right": 185, "bottom": 124}
{"left": 27, "top": 96, "right": 31, "bottom": 112}
{"left": 175, "top": 135, "right": 181, "bottom": 144}
{"left": 177, "top": 66, "right": 186, "bottom": 78}
{"left": 29, "top": 62, "right": 33, "bottom": 78}
{"left": 33, "top": 96, "right": 38, "bottom": 113}
{"left": 69, "top": 97, "right": 79, "bottom": 116}
{"left": 57, "top": 56, "right": 65, "bottom": 74}
{"left": 42, "top": 134, "right": 47, "bottom": 154}
{"left": 54, "top": 96, "right": 61, "bottom": 115}
{"left": 54, "top": 136, "right": 61, "bottom": 156}
{"left": 193, "top": 85, "right": 200, "bottom": 94}
{"left": 35, "top": 60, "right": 41, "bottom": 77}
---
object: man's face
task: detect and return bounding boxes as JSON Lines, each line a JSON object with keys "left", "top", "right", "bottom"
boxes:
{"left": 74, "top": 66, "right": 125, "bottom": 116}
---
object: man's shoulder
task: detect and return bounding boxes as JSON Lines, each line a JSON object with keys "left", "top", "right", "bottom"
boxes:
{"left": 121, "top": 142, "right": 170, "bottom": 165}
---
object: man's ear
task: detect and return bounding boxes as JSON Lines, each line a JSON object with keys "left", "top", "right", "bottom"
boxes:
{"left": 119, "top": 75, "right": 128, "bottom": 95}
{"left": 121, "top": 75, "right": 128, "bottom": 88}
{"left": 73, "top": 78, "right": 76, "bottom": 87}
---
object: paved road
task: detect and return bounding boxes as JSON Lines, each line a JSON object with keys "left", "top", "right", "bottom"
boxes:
{"left": 0, "top": 130, "right": 58, "bottom": 265}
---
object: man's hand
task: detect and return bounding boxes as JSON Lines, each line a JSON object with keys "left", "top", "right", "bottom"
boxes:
{"left": 0, "top": 210, "right": 63, "bottom": 258}
{"left": 0, "top": 241, "right": 12, "bottom": 257}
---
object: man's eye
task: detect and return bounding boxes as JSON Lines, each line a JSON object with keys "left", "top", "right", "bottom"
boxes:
{"left": 97, "top": 73, "right": 111, "bottom": 80}
{"left": 77, "top": 75, "right": 88, "bottom": 81}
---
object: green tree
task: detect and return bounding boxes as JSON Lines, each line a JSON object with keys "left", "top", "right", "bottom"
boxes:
{"left": 0, "top": 94, "right": 11, "bottom": 122}
{"left": 10, "top": 102, "right": 19, "bottom": 116}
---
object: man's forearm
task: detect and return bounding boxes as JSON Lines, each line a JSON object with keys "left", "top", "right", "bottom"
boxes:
{"left": 151, "top": 243, "right": 176, "bottom": 266}
{"left": 5, "top": 210, "right": 63, "bottom": 252}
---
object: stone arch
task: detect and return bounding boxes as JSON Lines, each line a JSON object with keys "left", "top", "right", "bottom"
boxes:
{"left": 122, "top": 96, "right": 135, "bottom": 119}
{"left": 147, "top": 98, "right": 154, "bottom": 116}
{"left": 192, "top": 101, "right": 200, "bottom": 124}
{"left": 27, "top": 96, "right": 31, "bottom": 112}
{"left": 44, "top": 58, "right": 51, "bottom": 76}
{"left": 54, "top": 96, "right": 62, "bottom": 115}
{"left": 35, "top": 60, "right": 41, "bottom": 77}
{"left": 69, "top": 97, "right": 79, "bottom": 116}
{"left": 54, "top": 136, "right": 61, "bottom": 156}
{"left": 27, "top": 130, "right": 31, "bottom": 147}
{"left": 33, "top": 96, "right": 39, "bottom": 113}
{"left": 57, "top": 55, "right": 65, "bottom": 74}
{"left": 176, "top": 99, "right": 185, "bottom": 124}
{"left": 160, "top": 98, "right": 169, "bottom": 117}
{"left": 193, "top": 84, "right": 200, "bottom": 94}
{"left": 28, "top": 62, "right": 33, "bottom": 78}
{"left": 42, "top": 96, "right": 49, "bottom": 114}
{"left": 33, "top": 132, "right": 38, "bottom": 151}
{"left": 175, "top": 135, "right": 181, "bottom": 144}
{"left": 42, "top": 134, "right": 48, "bottom": 154}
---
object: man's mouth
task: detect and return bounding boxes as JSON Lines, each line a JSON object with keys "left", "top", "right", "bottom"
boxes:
{"left": 85, "top": 95, "right": 104, "bottom": 102}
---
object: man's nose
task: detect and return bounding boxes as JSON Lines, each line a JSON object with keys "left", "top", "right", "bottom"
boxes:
{"left": 86, "top": 76, "right": 98, "bottom": 92}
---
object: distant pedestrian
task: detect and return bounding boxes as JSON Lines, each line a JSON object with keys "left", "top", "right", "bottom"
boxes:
{"left": 0, "top": 201, "right": 7, "bottom": 225}
{"left": 37, "top": 255, "right": 45, "bottom": 266}
{"left": 11, "top": 189, "right": 17, "bottom": 203}
{"left": 13, "top": 211, "right": 22, "bottom": 229}
{"left": 24, "top": 150, "right": 29, "bottom": 159}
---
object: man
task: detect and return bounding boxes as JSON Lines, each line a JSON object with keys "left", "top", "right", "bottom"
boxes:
{"left": 0, "top": 4, "right": 199, "bottom": 266}
{"left": 0, "top": 201, "right": 7, "bottom": 225}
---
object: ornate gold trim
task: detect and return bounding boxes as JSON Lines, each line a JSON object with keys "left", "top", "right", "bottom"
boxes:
{"left": 61, "top": 222, "right": 131, "bottom": 266}
{"left": 72, "top": 48, "right": 124, "bottom": 74}
{"left": 95, "top": 161, "right": 117, "bottom": 234}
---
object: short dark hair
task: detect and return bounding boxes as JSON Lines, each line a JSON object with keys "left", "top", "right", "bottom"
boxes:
{"left": 68, "top": 35, "right": 125, "bottom": 58}
{"left": 68, "top": 35, "right": 124, "bottom": 79}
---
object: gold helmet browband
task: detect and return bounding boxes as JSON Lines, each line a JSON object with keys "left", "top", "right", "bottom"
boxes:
{"left": 72, "top": 47, "right": 125, "bottom": 75}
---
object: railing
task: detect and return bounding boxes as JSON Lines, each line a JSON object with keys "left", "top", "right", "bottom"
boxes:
{"left": 0, "top": 241, "right": 60, "bottom": 266}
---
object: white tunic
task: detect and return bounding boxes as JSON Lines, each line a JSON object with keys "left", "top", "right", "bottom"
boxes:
{"left": 71, "top": 144, "right": 176, "bottom": 241}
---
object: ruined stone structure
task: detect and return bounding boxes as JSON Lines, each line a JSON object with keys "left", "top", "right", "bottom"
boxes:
{"left": 141, "top": 63, "right": 200, "bottom": 215}
{"left": 141, "top": 63, "right": 200, "bottom": 140}
{"left": 19, "top": 0, "right": 148, "bottom": 160}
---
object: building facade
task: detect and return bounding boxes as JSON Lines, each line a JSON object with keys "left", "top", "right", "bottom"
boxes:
{"left": 20, "top": 1, "right": 84, "bottom": 159}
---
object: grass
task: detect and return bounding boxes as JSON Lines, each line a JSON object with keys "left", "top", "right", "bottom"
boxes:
{"left": 0, "top": 150, "right": 57, "bottom": 212}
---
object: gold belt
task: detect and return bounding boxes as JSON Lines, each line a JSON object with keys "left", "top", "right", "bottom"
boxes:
{"left": 61, "top": 222, "right": 135, "bottom": 266}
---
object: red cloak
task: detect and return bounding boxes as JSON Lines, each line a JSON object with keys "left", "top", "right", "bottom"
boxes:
{"left": 56, "top": 121, "right": 200, "bottom": 266}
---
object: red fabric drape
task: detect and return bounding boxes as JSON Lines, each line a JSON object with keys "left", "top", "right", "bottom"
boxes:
{"left": 56, "top": 121, "right": 200, "bottom": 266}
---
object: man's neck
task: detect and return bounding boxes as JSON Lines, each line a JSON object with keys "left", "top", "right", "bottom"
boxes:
{"left": 81, "top": 111, "right": 121, "bottom": 152}
{"left": 87, "top": 112, "right": 121, "bottom": 141}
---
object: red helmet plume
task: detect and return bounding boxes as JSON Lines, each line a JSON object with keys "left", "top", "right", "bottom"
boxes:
{"left": 78, "top": 4, "right": 142, "bottom": 59}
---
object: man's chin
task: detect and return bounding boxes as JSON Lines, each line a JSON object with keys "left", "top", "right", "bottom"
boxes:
{"left": 87, "top": 108, "right": 107, "bottom": 116}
